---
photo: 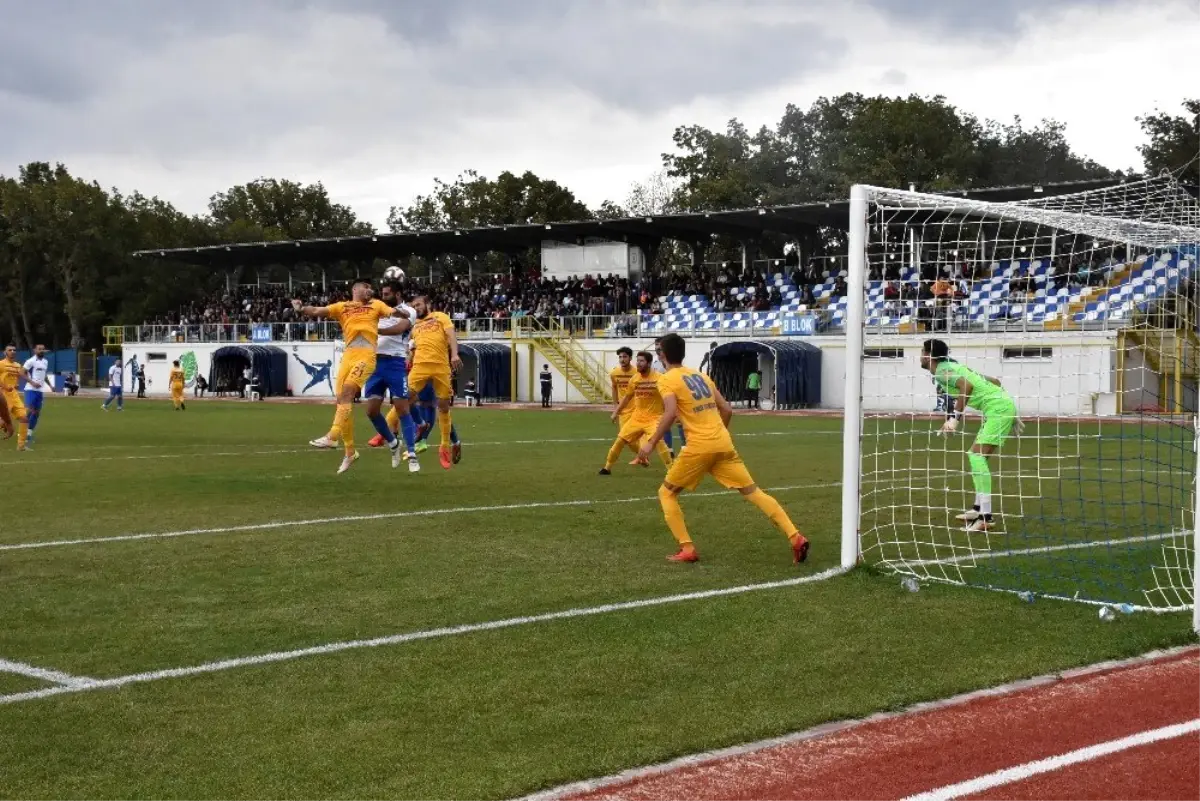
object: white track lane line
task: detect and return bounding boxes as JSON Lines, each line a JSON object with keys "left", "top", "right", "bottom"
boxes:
{"left": 0, "top": 659, "right": 96, "bottom": 688}
{"left": 0, "top": 481, "right": 842, "bottom": 552}
{"left": 903, "top": 718, "right": 1200, "bottom": 801}
{"left": 0, "top": 566, "right": 849, "bottom": 706}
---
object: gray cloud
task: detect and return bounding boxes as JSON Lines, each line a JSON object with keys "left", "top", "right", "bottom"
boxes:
{"left": 863, "top": 0, "right": 1133, "bottom": 36}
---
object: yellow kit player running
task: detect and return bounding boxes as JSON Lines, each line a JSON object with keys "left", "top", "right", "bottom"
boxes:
{"left": 408, "top": 295, "right": 461, "bottom": 470}
{"left": 609, "top": 346, "right": 643, "bottom": 465}
{"left": 169, "top": 360, "right": 186, "bottom": 411}
{"left": 0, "top": 344, "right": 29, "bottom": 450}
{"left": 292, "top": 280, "right": 407, "bottom": 473}
{"left": 639, "top": 333, "right": 810, "bottom": 564}
{"left": 601, "top": 351, "right": 673, "bottom": 473}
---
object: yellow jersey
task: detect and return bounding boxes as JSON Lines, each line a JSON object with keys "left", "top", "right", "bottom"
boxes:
{"left": 411, "top": 311, "right": 455, "bottom": 367}
{"left": 326, "top": 299, "right": 395, "bottom": 349}
{"left": 610, "top": 365, "right": 635, "bottom": 406}
{"left": 658, "top": 367, "right": 734, "bottom": 454}
{"left": 169, "top": 367, "right": 185, "bottom": 387}
{"left": 625, "top": 369, "right": 664, "bottom": 423}
{"left": 0, "top": 358, "right": 21, "bottom": 392}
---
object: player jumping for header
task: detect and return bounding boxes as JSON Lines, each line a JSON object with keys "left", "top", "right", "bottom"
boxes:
{"left": 921, "top": 338, "right": 1023, "bottom": 532}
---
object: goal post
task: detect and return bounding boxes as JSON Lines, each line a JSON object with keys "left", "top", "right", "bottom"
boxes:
{"left": 840, "top": 178, "right": 1200, "bottom": 630}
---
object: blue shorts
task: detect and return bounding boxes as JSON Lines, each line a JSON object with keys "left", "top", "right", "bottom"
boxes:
{"left": 418, "top": 383, "right": 436, "bottom": 405}
{"left": 23, "top": 390, "right": 44, "bottom": 411}
{"left": 363, "top": 356, "right": 409, "bottom": 401}
{"left": 109, "top": 386, "right": 123, "bottom": 397}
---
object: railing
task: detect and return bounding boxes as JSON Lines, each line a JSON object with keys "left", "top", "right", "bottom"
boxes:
{"left": 119, "top": 304, "right": 1152, "bottom": 345}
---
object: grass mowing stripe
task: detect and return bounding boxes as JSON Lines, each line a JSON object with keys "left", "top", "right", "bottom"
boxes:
{"left": 0, "top": 481, "right": 842, "bottom": 552}
{"left": 0, "top": 566, "right": 850, "bottom": 706}
{"left": 0, "top": 429, "right": 835, "bottom": 466}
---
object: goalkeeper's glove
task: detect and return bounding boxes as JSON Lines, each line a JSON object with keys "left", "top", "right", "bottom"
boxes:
{"left": 939, "top": 414, "right": 960, "bottom": 435}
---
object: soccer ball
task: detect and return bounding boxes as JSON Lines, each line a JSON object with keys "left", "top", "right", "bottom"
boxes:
{"left": 383, "top": 265, "right": 405, "bottom": 282}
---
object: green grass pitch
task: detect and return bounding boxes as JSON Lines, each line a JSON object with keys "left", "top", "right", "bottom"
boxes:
{"left": 0, "top": 396, "right": 1194, "bottom": 799}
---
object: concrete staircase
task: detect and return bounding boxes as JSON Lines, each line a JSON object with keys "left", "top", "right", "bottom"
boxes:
{"left": 514, "top": 318, "right": 610, "bottom": 404}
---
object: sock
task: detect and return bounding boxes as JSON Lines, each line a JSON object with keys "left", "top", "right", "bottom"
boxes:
{"left": 369, "top": 411, "right": 397, "bottom": 445}
{"left": 326, "top": 403, "right": 342, "bottom": 442}
{"left": 27, "top": 412, "right": 39, "bottom": 432}
{"left": 658, "top": 485, "right": 693, "bottom": 547}
{"left": 398, "top": 411, "right": 417, "bottom": 453}
{"left": 450, "top": 424, "right": 460, "bottom": 445}
{"left": 416, "top": 407, "right": 433, "bottom": 440}
{"left": 386, "top": 406, "right": 400, "bottom": 434}
{"left": 655, "top": 441, "right": 673, "bottom": 466}
{"left": 604, "top": 439, "right": 626, "bottom": 470}
{"left": 438, "top": 409, "right": 452, "bottom": 448}
{"left": 17, "top": 420, "right": 28, "bottom": 448}
{"left": 333, "top": 403, "right": 354, "bottom": 454}
{"left": 663, "top": 428, "right": 674, "bottom": 451}
{"left": 968, "top": 452, "right": 992, "bottom": 516}
{"left": 744, "top": 489, "right": 799, "bottom": 538}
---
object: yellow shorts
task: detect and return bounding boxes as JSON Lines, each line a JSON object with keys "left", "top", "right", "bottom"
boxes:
{"left": 171, "top": 384, "right": 184, "bottom": 397}
{"left": 665, "top": 449, "right": 754, "bottom": 492}
{"left": 2, "top": 390, "right": 25, "bottom": 421}
{"left": 409, "top": 364, "right": 453, "bottom": 400}
{"left": 337, "top": 348, "right": 377, "bottom": 391}
{"left": 618, "top": 417, "right": 657, "bottom": 444}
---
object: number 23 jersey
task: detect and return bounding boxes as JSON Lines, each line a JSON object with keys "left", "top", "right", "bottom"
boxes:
{"left": 657, "top": 368, "right": 733, "bottom": 454}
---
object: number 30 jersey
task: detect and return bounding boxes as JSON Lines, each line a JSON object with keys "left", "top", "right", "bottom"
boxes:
{"left": 657, "top": 368, "right": 734, "bottom": 454}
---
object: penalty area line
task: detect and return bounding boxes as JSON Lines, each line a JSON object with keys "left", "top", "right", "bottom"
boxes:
{"left": 0, "top": 565, "right": 849, "bottom": 707}
{"left": 0, "top": 658, "right": 97, "bottom": 689}
{"left": 0, "top": 481, "right": 842, "bottom": 552}
{"left": 902, "top": 718, "right": 1200, "bottom": 801}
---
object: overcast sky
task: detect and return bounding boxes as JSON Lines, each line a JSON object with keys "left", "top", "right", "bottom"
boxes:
{"left": 2, "top": 0, "right": 1196, "bottom": 229}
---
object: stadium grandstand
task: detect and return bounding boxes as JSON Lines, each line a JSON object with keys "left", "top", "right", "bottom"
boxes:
{"left": 129, "top": 177, "right": 1175, "bottom": 345}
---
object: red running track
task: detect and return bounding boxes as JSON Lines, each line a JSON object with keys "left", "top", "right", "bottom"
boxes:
{"left": 551, "top": 648, "right": 1199, "bottom": 801}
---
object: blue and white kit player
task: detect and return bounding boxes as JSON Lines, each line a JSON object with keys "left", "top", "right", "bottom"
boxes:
{"left": 102, "top": 360, "right": 124, "bottom": 411}
{"left": 362, "top": 288, "right": 421, "bottom": 472}
{"left": 22, "top": 344, "right": 51, "bottom": 445}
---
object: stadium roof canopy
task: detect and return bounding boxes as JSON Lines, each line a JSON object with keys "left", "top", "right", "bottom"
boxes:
{"left": 133, "top": 178, "right": 1124, "bottom": 269}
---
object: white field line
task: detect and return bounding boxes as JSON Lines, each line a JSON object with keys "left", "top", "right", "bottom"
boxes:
{"left": 0, "top": 659, "right": 96, "bottom": 689}
{"left": 0, "top": 481, "right": 842, "bottom": 552}
{"left": 520, "top": 647, "right": 1200, "bottom": 801}
{"left": 903, "top": 718, "right": 1200, "bottom": 801}
{"left": 0, "top": 429, "right": 834, "bottom": 467}
{"left": 0, "top": 565, "right": 850, "bottom": 707}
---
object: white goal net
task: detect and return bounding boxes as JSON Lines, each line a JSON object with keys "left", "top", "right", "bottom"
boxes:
{"left": 839, "top": 176, "right": 1200, "bottom": 626}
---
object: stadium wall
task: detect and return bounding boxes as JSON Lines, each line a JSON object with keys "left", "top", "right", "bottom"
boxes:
{"left": 123, "top": 331, "right": 1121, "bottom": 416}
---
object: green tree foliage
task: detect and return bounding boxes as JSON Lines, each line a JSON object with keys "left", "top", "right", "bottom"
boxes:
{"left": 209, "top": 178, "right": 374, "bottom": 242}
{"left": 1137, "top": 99, "right": 1199, "bottom": 185}
{"left": 664, "top": 94, "right": 1117, "bottom": 214}
{"left": 387, "top": 170, "right": 590, "bottom": 232}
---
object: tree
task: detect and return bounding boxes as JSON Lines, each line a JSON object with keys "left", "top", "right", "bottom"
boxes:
{"left": 387, "top": 170, "right": 591, "bottom": 232}
{"left": 208, "top": 178, "right": 374, "bottom": 242}
{"left": 1138, "top": 99, "right": 1199, "bottom": 185}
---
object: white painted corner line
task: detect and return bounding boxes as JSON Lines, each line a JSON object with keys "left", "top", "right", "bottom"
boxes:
{"left": 0, "top": 481, "right": 842, "bottom": 552}
{"left": 0, "top": 566, "right": 849, "bottom": 707}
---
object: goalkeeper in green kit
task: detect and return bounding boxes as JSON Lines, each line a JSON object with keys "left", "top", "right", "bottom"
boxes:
{"left": 921, "top": 339, "right": 1023, "bottom": 532}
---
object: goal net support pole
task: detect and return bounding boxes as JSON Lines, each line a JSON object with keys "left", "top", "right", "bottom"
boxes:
{"left": 841, "top": 184, "right": 868, "bottom": 570}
